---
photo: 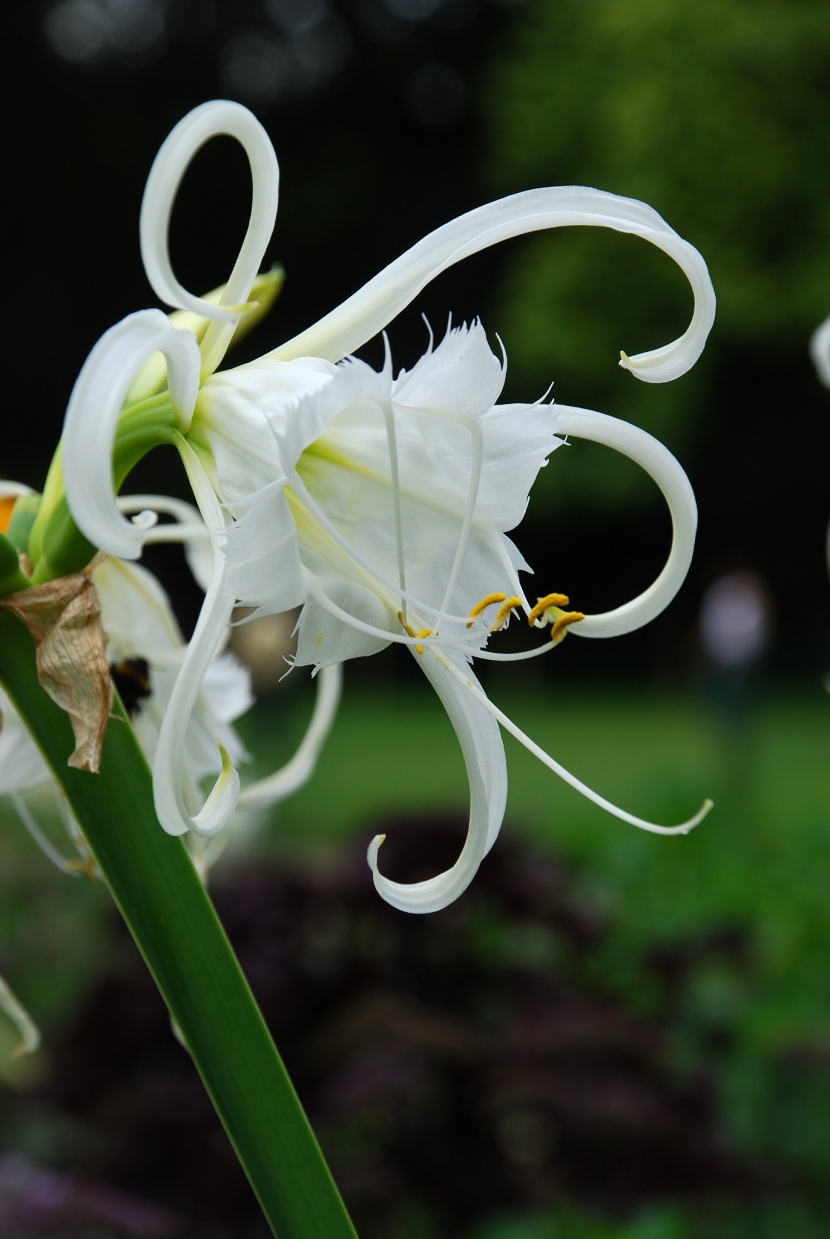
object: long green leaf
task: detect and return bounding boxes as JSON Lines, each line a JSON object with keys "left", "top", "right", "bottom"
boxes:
{"left": 0, "top": 610, "right": 359, "bottom": 1239}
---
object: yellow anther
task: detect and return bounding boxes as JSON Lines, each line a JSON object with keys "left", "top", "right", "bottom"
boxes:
{"left": 414, "top": 627, "right": 432, "bottom": 655}
{"left": 399, "top": 610, "right": 433, "bottom": 653}
{"left": 397, "top": 610, "right": 416, "bottom": 639}
{"left": 466, "top": 592, "right": 507, "bottom": 627}
{"left": 527, "top": 593, "right": 570, "bottom": 627}
{"left": 493, "top": 596, "right": 524, "bottom": 629}
{"left": 550, "top": 611, "right": 585, "bottom": 644}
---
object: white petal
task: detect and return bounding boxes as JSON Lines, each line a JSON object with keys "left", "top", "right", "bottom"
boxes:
{"left": 152, "top": 440, "right": 241, "bottom": 837}
{"left": 295, "top": 573, "right": 394, "bottom": 668}
{"left": 0, "top": 693, "right": 50, "bottom": 795}
{"left": 193, "top": 356, "right": 336, "bottom": 500}
{"left": 182, "top": 652, "right": 253, "bottom": 780}
{"left": 810, "top": 313, "right": 830, "bottom": 389}
{"left": 554, "top": 404, "right": 697, "bottom": 637}
{"left": 93, "top": 556, "right": 184, "bottom": 658}
{"left": 201, "top": 651, "right": 255, "bottom": 727}
{"left": 140, "top": 101, "right": 279, "bottom": 379}
{"left": 223, "top": 482, "right": 306, "bottom": 616}
{"left": 272, "top": 186, "right": 715, "bottom": 383}
{"left": 368, "top": 646, "right": 507, "bottom": 913}
{"left": 393, "top": 321, "right": 505, "bottom": 419}
{"left": 238, "top": 663, "right": 342, "bottom": 810}
{"left": 63, "top": 311, "right": 200, "bottom": 560}
{"left": 473, "top": 400, "right": 565, "bottom": 531}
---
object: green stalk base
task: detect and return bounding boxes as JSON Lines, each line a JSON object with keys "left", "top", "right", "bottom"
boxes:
{"left": 0, "top": 611, "right": 358, "bottom": 1239}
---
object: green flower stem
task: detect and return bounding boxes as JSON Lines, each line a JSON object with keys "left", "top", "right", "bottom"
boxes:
{"left": 0, "top": 610, "right": 359, "bottom": 1239}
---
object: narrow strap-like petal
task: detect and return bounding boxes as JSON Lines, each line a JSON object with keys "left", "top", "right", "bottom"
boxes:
{"left": 368, "top": 647, "right": 507, "bottom": 913}
{"left": 140, "top": 100, "right": 279, "bottom": 379}
{"left": 63, "top": 311, "right": 200, "bottom": 560}
{"left": 237, "top": 663, "right": 343, "bottom": 811}
{"left": 272, "top": 186, "right": 715, "bottom": 383}
{"left": 117, "top": 493, "right": 213, "bottom": 591}
{"left": 554, "top": 404, "right": 697, "bottom": 638}
{"left": 152, "top": 438, "right": 240, "bottom": 837}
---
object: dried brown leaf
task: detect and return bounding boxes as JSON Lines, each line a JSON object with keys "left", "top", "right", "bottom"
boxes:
{"left": 0, "top": 571, "right": 112, "bottom": 772}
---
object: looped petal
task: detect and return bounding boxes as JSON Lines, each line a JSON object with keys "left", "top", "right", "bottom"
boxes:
{"left": 152, "top": 438, "right": 240, "bottom": 837}
{"left": 368, "top": 647, "right": 507, "bottom": 913}
{"left": 554, "top": 404, "right": 697, "bottom": 638}
{"left": 140, "top": 100, "right": 279, "bottom": 379}
{"left": 237, "top": 663, "right": 343, "bottom": 811}
{"left": 63, "top": 311, "right": 200, "bottom": 560}
{"left": 273, "top": 186, "right": 715, "bottom": 383}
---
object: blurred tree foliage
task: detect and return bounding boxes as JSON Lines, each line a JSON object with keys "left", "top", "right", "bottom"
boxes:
{"left": 479, "top": 0, "right": 830, "bottom": 510}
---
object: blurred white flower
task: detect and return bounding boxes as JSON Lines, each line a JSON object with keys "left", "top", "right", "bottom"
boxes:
{"left": 0, "top": 544, "right": 252, "bottom": 866}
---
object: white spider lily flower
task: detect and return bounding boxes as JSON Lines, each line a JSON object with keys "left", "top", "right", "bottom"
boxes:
{"left": 60, "top": 101, "right": 716, "bottom": 911}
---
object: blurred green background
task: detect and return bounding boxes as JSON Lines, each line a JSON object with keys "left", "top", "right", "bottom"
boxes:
{"left": 3, "top": 0, "right": 830, "bottom": 1236}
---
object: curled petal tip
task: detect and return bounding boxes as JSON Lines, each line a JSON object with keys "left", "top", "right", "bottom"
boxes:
{"left": 367, "top": 834, "right": 386, "bottom": 869}
{"left": 140, "top": 100, "right": 279, "bottom": 377}
{"left": 156, "top": 742, "right": 241, "bottom": 839}
{"left": 663, "top": 797, "right": 713, "bottom": 838}
{"left": 131, "top": 509, "right": 158, "bottom": 532}
{"left": 62, "top": 310, "right": 200, "bottom": 560}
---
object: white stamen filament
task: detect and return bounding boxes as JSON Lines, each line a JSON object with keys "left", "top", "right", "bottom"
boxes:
{"left": 12, "top": 794, "right": 81, "bottom": 875}
{"left": 381, "top": 401, "right": 408, "bottom": 623}
{"left": 438, "top": 648, "right": 712, "bottom": 835}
